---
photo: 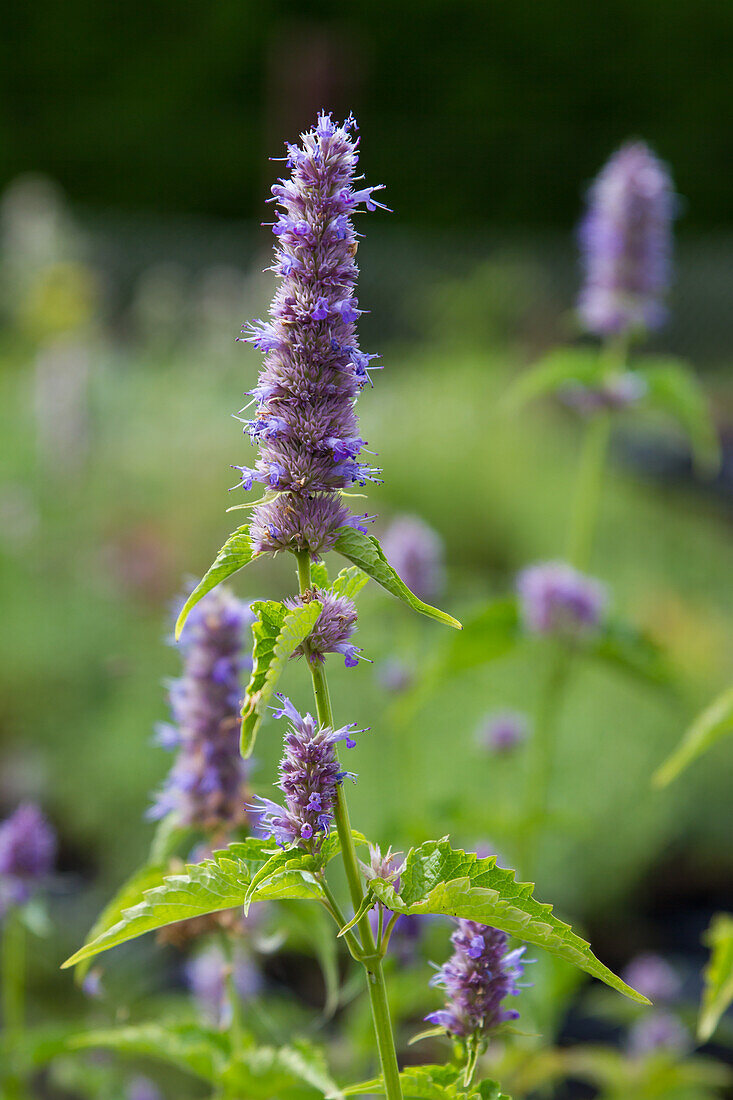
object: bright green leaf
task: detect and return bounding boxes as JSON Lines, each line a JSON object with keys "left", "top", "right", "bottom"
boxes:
{"left": 344, "top": 1065, "right": 510, "bottom": 1100}
{"left": 68, "top": 1022, "right": 229, "bottom": 1082}
{"left": 62, "top": 846, "right": 323, "bottom": 969}
{"left": 175, "top": 526, "right": 258, "bottom": 639}
{"left": 503, "top": 348, "right": 605, "bottom": 411}
{"left": 310, "top": 561, "right": 331, "bottom": 588}
{"left": 654, "top": 685, "right": 733, "bottom": 788}
{"left": 330, "top": 565, "right": 370, "bottom": 601}
{"left": 699, "top": 913, "right": 733, "bottom": 1042}
{"left": 240, "top": 599, "right": 323, "bottom": 758}
{"left": 369, "top": 839, "right": 649, "bottom": 1004}
{"left": 638, "top": 357, "right": 720, "bottom": 474}
{"left": 332, "top": 527, "right": 461, "bottom": 629}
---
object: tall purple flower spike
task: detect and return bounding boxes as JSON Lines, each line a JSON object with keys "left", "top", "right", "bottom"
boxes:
{"left": 0, "top": 802, "right": 56, "bottom": 912}
{"left": 250, "top": 695, "right": 359, "bottom": 851}
{"left": 237, "top": 113, "right": 388, "bottom": 558}
{"left": 148, "top": 586, "right": 254, "bottom": 833}
{"left": 425, "top": 920, "right": 526, "bottom": 1038}
{"left": 517, "top": 561, "right": 607, "bottom": 639}
{"left": 577, "top": 141, "right": 675, "bottom": 338}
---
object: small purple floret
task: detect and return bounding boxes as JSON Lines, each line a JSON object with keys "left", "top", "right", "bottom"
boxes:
{"left": 425, "top": 920, "right": 526, "bottom": 1038}
{"left": 250, "top": 696, "right": 359, "bottom": 852}
{"left": 0, "top": 803, "right": 56, "bottom": 912}
{"left": 476, "top": 710, "right": 529, "bottom": 755}
{"left": 517, "top": 561, "right": 607, "bottom": 638}
{"left": 577, "top": 141, "right": 675, "bottom": 338}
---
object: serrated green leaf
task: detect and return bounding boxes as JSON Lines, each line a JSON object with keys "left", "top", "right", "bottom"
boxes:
{"left": 244, "top": 846, "right": 318, "bottom": 913}
{"left": 68, "top": 1022, "right": 229, "bottom": 1082}
{"left": 473, "top": 1081, "right": 511, "bottom": 1100}
{"left": 699, "top": 913, "right": 733, "bottom": 1042}
{"left": 333, "top": 527, "right": 461, "bottom": 629}
{"left": 638, "top": 357, "right": 720, "bottom": 474}
{"left": 311, "top": 561, "right": 331, "bottom": 588}
{"left": 344, "top": 1064, "right": 508, "bottom": 1100}
{"left": 588, "top": 618, "right": 672, "bottom": 689}
{"left": 240, "top": 599, "right": 323, "bottom": 758}
{"left": 344, "top": 1064, "right": 459, "bottom": 1098}
{"left": 503, "top": 348, "right": 606, "bottom": 410}
{"left": 654, "top": 684, "right": 733, "bottom": 788}
{"left": 331, "top": 565, "right": 370, "bottom": 601}
{"left": 62, "top": 846, "right": 323, "bottom": 969}
{"left": 442, "top": 597, "right": 520, "bottom": 675}
{"left": 176, "top": 526, "right": 258, "bottom": 639}
{"left": 368, "top": 839, "right": 649, "bottom": 1004}
{"left": 73, "top": 861, "right": 169, "bottom": 982}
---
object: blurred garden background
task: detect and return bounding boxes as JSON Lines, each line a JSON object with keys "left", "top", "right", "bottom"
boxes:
{"left": 1, "top": 1, "right": 733, "bottom": 1095}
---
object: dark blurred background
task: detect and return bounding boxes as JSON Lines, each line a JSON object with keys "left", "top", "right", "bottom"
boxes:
{"left": 5, "top": 0, "right": 733, "bottom": 227}
{"left": 1, "top": 0, "right": 732, "bottom": 1083}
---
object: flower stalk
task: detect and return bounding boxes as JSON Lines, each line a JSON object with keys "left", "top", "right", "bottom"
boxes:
{"left": 295, "top": 551, "right": 403, "bottom": 1100}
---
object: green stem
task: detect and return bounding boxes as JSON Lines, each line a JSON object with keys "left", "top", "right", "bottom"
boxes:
{"left": 2, "top": 907, "right": 27, "bottom": 1099}
{"left": 295, "top": 552, "right": 403, "bottom": 1100}
{"left": 319, "top": 880, "right": 364, "bottom": 962}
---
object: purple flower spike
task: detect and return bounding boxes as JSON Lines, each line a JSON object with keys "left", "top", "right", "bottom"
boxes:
{"left": 285, "top": 589, "right": 360, "bottom": 667}
{"left": 425, "top": 920, "right": 526, "bottom": 1039}
{"left": 476, "top": 710, "right": 529, "bottom": 755}
{"left": 578, "top": 141, "right": 675, "bottom": 338}
{"left": 250, "top": 696, "right": 359, "bottom": 852}
{"left": 0, "top": 803, "right": 56, "bottom": 912}
{"left": 381, "top": 515, "right": 445, "bottom": 602}
{"left": 238, "top": 113, "right": 387, "bottom": 559}
{"left": 517, "top": 561, "right": 607, "bottom": 639}
{"left": 148, "top": 586, "right": 254, "bottom": 834}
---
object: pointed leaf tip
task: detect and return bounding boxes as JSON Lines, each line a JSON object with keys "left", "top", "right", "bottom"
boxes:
{"left": 175, "top": 526, "right": 258, "bottom": 639}
{"left": 368, "top": 839, "right": 650, "bottom": 1005}
{"left": 332, "top": 527, "right": 461, "bottom": 629}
